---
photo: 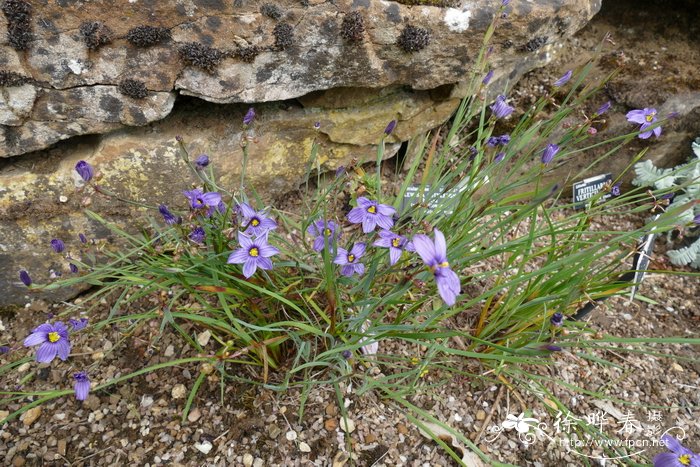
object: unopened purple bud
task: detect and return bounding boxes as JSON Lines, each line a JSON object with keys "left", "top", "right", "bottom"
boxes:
{"left": 0, "top": 346, "right": 10, "bottom": 354}
{"left": 486, "top": 136, "right": 499, "bottom": 147}
{"left": 78, "top": 233, "right": 88, "bottom": 244}
{"left": 243, "top": 107, "right": 256, "bottom": 125}
{"left": 342, "top": 350, "right": 352, "bottom": 359}
{"left": 611, "top": 183, "right": 621, "bottom": 197}
{"left": 545, "top": 344, "right": 562, "bottom": 352}
{"left": 494, "top": 152, "right": 506, "bottom": 163}
{"left": 694, "top": 214, "right": 700, "bottom": 225}
{"left": 50, "top": 239, "right": 65, "bottom": 253}
{"left": 482, "top": 69, "right": 494, "bottom": 85}
{"left": 541, "top": 144, "right": 560, "bottom": 165}
{"left": 661, "top": 193, "right": 675, "bottom": 200}
{"left": 159, "top": 204, "right": 181, "bottom": 225}
{"left": 69, "top": 263, "right": 79, "bottom": 274}
{"left": 667, "top": 111, "right": 680, "bottom": 119}
{"left": 335, "top": 166, "right": 346, "bottom": 178}
{"left": 468, "top": 146, "right": 478, "bottom": 161}
{"left": 550, "top": 312, "right": 564, "bottom": 327}
{"left": 313, "top": 121, "right": 321, "bottom": 130}
{"left": 75, "top": 160, "right": 94, "bottom": 182}
{"left": 384, "top": 120, "right": 397, "bottom": 135}
{"left": 553, "top": 70, "right": 573, "bottom": 87}
{"left": 490, "top": 95, "right": 514, "bottom": 119}
{"left": 19, "top": 270, "right": 32, "bottom": 287}
{"left": 195, "top": 154, "right": 210, "bottom": 168}
{"left": 501, "top": 0, "right": 510, "bottom": 5}
{"left": 596, "top": 101, "right": 611, "bottom": 116}
{"left": 73, "top": 372, "right": 91, "bottom": 401}
{"left": 175, "top": 135, "right": 183, "bottom": 142}
{"left": 498, "top": 134, "right": 511, "bottom": 145}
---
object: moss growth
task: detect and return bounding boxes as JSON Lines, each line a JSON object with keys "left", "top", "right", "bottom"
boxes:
{"left": 2, "top": 0, "right": 33, "bottom": 50}
{"left": 273, "top": 22, "right": 294, "bottom": 50}
{"left": 118, "top": 78, "right": 149, "bottom": 99}
{"left": 397, "top": 25, "right": 430, "bottom": 53}
{"left": 178, "top": 42, "right": 225, "bottom": 72}
{"left": 0, "top": 70, "right": 31, "bottom": 87}
{"left": 522, "top": 36, "right": 548, "bottom": 52}
{"left": 79, "top": 21, "right": 113, "bottom": 50}
{"left": 260, "top": 3, "right": 283, "bottom": 20}
{"left": 340, "top": 11, "right": 365, "bottom": 42}
{"left": 126, "top": 26, "right": 171, "bottom": 47}
{"left": 235, "top": 45, "right": 262, "bottom": 63}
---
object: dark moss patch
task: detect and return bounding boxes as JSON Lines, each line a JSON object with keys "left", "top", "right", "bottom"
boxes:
{"left": 0, "top": 70, "right": 32, "bottom": 87}
{"left": 521, "top": 36, "right": 548, "bottom": 52}
{"left": 79, "top": 21, "right": 113, "bottom": 50}
{"left": 235, "top": 45, "right": 262, "bottom": 63}
{"left": 2, "top": 0, "right": 33, "bottom": 50}
{"left": 178, "top": 42, "right": 225, "bottom": 72}
{"left": 397, "top": 25, "right": 430, "bottom": 53}
{"left": 126, "top": 26, "right": 171, "bottom": 47}
{"left": 273, "top": 22, "right": 294, "bottom": 50}
{"left": 261, "top": 3, "right": 283, "bottom": 20}
{"left": 340, "top": 11, "right": 365, "bottom": 42}
{"left": 118, "top": 78, "right": 149, "bottom": 99}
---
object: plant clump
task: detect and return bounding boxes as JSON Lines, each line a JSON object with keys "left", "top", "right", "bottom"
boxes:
{"left": 2, "top": 0, "right": 33, "bottom": 50}
{"left": 522, "top": 36, "right": 548, "bottom": 52}
{"left": 125, "top": 26, "right": 171, "bottom": 47}
{"left": 235, "top": 45, "right": 262, "bottom": 63}
{"left": 178, "top": 42, "right": 225, "bottom": 72}
{"left": 340, "top": 11, "right": 365, "bottom": 42}
{"left": 118, "top": 78, "right": 149, "bottom": 99}
{"left": 397, "top": 24, "right": 430, "bottom": 53}
{"left": 0, "top": 70, "right": 32, "bottom": 87}
{"left": 260, "top": 3, "right": 283, "bottom": 20}
{"left": 79, "top": 21, "right": 113, "bottom": 50}
{"left": 273, "top": 22, "right": 294, "bottom": 50}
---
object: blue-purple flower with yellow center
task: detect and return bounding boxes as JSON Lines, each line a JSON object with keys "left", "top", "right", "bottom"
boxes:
{"left": 75, "top": 160, "right": 94, "bottom": 182}
{"left": 238, "top": 202, "right": 277, "bottom": 237}
{"left": 541, "top": 144, "right": 560, "bottom": 165}
{"left": 307, "top": 219, "right": 341, "bottom": 252}
{"left": 189, "top": 226, "right": 205, "bottom": 244}
{"left": 626, "top": 108, "right": 662, "bottom": 139}
{"left": 50, "top": 239, "right": 65, "bottom": 253}
{"left": 73, "top": 372, "right": 90, "bottom": 401}
{"left": 490, "top": 95, "right": 514, "bottom": 119}
{"left": 553, "top": 70, "right": 573, "bottom": 87}
{"left": 159, "top": 204, "right": 181, "bottom": 225}
{"left": 653, "top": 434, "right": 700, "bottom": 467}
{"left": 227, "top": 232, "right": 279, "bottom": 278}
{"left": 334, "top": 243, "right": 366, "bottom": 277}
{"left": 347, "top": 197, "right": 395, "bottom": 233}
{"left": 183, "top": 189, "right": 221, "bottom": 210}
{"left": 23, "top": 322, "right": 71, "bottom": 363}
{"left": 373, "top": 230, "right": 413, "bottom": 265}
{"left": 412, "top": 229, "right": 460, "bottom": 306}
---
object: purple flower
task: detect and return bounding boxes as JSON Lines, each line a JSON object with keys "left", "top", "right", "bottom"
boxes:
{"left": 334, "top": 243, "right": 366, "bottom": 277}
{"left": 183, "top": 189, "right": 222, "bottom": 210}
{"left": 0, "top": 346, "right": 10, "bottom": 354}
{"left": 23, "top": 322, "right": 71, "bottom": 363}
{"left": 490, "top": 95, "right": 514, "bottom": 119}
{"left": 238, "top": 202, "right": 277, "bottom": 237}
{"left": 243, "top": 107, "right": 255, "bottom": 125}
{"left": 502, "top": 0, "right": 510, "bottom": 5}
{"left": 78, "top": 233, "right": 88, "bottom": 244}
{"left": 468, "top": 146, "right": 478, "bottom": 161}
{"left": 373, "top": 230, "right": 412, "bottom": 265}
{"left": 494, "top": 152, "right": 506, "bottom": 163}
{"left": 610, "top": 183, "right": 621, "bottom": 197}
{"left": 541, "top": 144, "right": 560, "bottom": 165}
{"left": 545, "top": 344, "right": 562, "bottom": 352}
{"left": 341, "top": 350, "right": 352, "bottom": 359}
{"left": 19, "top": 270, "right": 32, "bottom": 287}
{"left": 73, "top": 372, "right": 90, "bottom": 401}
{"left": 50, "top": 239, "right": 65, "bottom": 253}
{"left": 693, "top": 214, "right": 700, "bottom": 225}
{"left": 596, "top": 101, "right": 611, "bottom": 116}
{"left": 482, "top": 69, "right": 494, "bottom": 85}
{"left": 313, "top": 121, "right": 321, "bottom": 130}
{"left": 486, "top": 136, "right": 500, "bottom": 147}
{"left": 227, "top": 232, "right": 280, "bottom": 278}
{"left": 335, "top": 166, "right": 346, "bottom": 178}
{"left": 412, "top": 229, "right": 460, "bottom": 306}
{"left": 384, "top": 120, "right": 397, "bottom": 135}
{"left": 307, "top": 219, "right": 341, "bottom": 252}
{"left": 69, "top": 318, "right": 89, "bottom": 331}
{"left": 347, "top": 197, "right": 395, "bottom": 233}
{"left": 195, "top": 154, "right": 210, "bottom": 168}
{"left": 654, "top": 435, "right": 700, "bottom": 467}
{"left": 626, "top": 108, "right": 662, "bottom": 139}
{"left": 189, "top": 226, "right": 206, "bottom": 244}
{"left": 75, "top": 160, "right": 94, "bottom": 182}
{"left": 553, "top": 70, "right": 573, "bottom": 87}
{"left": 550, "top": 312, "right": 564, "bottom": 327}
{"left": 498, "top": 134, "right": 511, "bottom": 145}
{"left": 69, "top": 263, "right": 79, "bottom": 274}
{"left": 159, "top": 204, "right": 181, "bottom": 225}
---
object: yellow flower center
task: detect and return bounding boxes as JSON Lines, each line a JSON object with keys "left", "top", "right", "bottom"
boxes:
{"left": 679, "top": 455, "right": 691, "bottom": 466}
{"left": 324, "top": 228, "right": 332, "bottom": 236}
{"left": 440, "top": 261, "right": 449, "bottom": 268}
{"left": 367, "top": 205, "right": 376, "bottom": 214}
{"left": 347, "top": 254, "right": 355, "bottom": 262}
{"left": 645, "top": 112, "right": 655, "bottom": 122}
{"left": 48, "top": 332, "right": 60, "bottom": 343}
{"left": 251, "top": 218, "right": 260, "bottom": 227}
{"left": 391, "top": 238, "right": 400, "bottom": 248}
{"left": 249, "top": 247, "right": 259, "bottom": 257}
